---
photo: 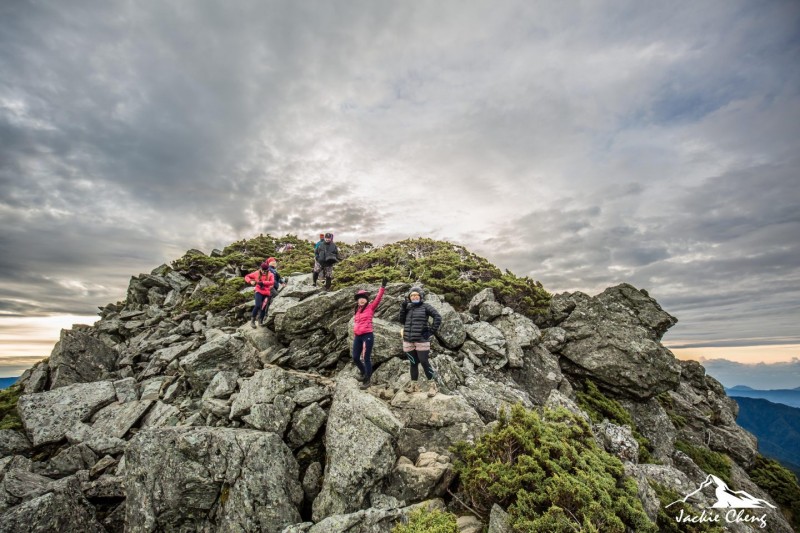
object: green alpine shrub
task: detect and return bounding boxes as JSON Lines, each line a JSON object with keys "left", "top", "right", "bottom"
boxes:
{"left": 674, "top": 440, "right": 732, "bottom": 486}
{"left": 392, "top": 507, "right": 459, "bottom": 533}
{"left": 334, "top": 238, "right": 550, "bottom": 316}
{"left": 452, "top": 404, "right": 657, "bottom": 533}
{"left": 0, "top": 384, "right": 23, "bottom": 430}
{"left": 748, "top": 455, "right": 800, "bottom": 530}
{"left": 576, "top": 380, "right": 654, "bottom": 463}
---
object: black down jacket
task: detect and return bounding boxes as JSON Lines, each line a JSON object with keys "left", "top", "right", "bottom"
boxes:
{"left": 399, "top": 298, "right": 442, "bottom": 342}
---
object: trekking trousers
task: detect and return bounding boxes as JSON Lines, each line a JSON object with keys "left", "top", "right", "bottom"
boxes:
{"left": 405, "top": 350, "right": 435, "bottom": 381}
{"left": 252, "top": 292, "right": 269, "bottom": 321}
{"left": 352, "top": 333, "right": 374, "bottom": 379}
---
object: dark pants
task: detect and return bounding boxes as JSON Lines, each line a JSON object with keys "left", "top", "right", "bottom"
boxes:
{"left": 406, "top": 350, "right": 435, "bottom": 381}
{"left": 352, "top": 333, "right": 374, "bottom": 379}
{"left": 251, "top": 292, "right": 269, "bottom": 321}
{"left": 262, "top": 287, "right": 278, "bottom": 316}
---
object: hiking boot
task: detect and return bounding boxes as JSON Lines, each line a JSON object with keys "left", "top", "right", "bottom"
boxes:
{"left": 312, "top": 272, "right": 319, "bottom": 286}
{"left": 360, "top": 378, "right": 371, "bottom": 390}
{"left": 426, "top": 381, "right": 438, "bottom": 397}
{"left": 403, "top": 381, "right": 420, "bottom": 394}
{"left": 250, "top": 319, "right": 257, "bottom": 329}
{"left": 324, "top": 278, "right": 332, "bottom": 291}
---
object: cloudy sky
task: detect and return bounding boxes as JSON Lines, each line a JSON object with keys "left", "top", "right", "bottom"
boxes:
{"left": 1, "top": 1, "right": 799, "bottom": 376}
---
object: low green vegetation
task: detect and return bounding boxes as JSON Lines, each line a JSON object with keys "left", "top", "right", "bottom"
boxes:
{"left": 171, "top": 235, "right": 551, "bottom": 317}
{"left": 392, "top": 507, "right": 459, "bottom": 533}
{"left": 334, "top": 238, "right": 550, "bottom": 316}
{"left": 656, "top": 392, "right": 688, "bottom": 428}
{"left": 650, "top": 481, "right": 724, "bottom": 532}
{"left": 576, "top": 380, "right": 655, "bottom": 463}
{"left": 0, "top": 384, "right": 24, "bottom": 430}
{"left": 674, "top": 440, "right": 732, "bottom": 486}
{"left": 747, "top": 455, "right": 800, "bottom": 531}
{"left": 174, "top": 234, "right": 317, "bottom": 313}
{"left": 184, "top": 278, "right": 250, "bottom": 313}
{"left": 452, "top": 404, "right": 657, "bottom": 532}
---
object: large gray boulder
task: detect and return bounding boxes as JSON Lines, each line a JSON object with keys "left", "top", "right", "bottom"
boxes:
{"left": 48, "top": 329, "right": 118, "bottom": 389}
{"left": 276, "top": 289, "right": 354, "bottom": 340}
{"left": 17, "top": 381, "right": 117, "bottom": 446}
{"left": 0, "top": 431, "right": 30, "bottom": 459}
{"left": 179, "top": 333, "right": 259, "bottom": 391}
{"left": 389, "top": 388, "right": 485, "bottom": 460}
{"left": 507, "top": 343, "right": 563, "bottom": 405}
{"left": 664, "top": 361, "right": 758, "bottom": 468}
{"left": 425, "top": 293, "right": 466, "bottom": 350}
{"left": 557, "top": 284, "right": 681, "bottom": 399}
{"left": 125, "top": 427, "right": 303, "bottom": 533}
{"left": 456, "top": 374, "right": 534, "bottom": 422}
{"left": 386, "top": 451, "right": 454, "bottom": 503}
{"left": 89, "top": 400, "right": 153, "bottom": 439}
{"left": 464, "top": 322, "right": 506, "bottom": 358}
{"left": 230, "top": 366, "right": 333, "bottom": 420}
{"left": 312, "top": 379, "right": 402, "bottom": 522}
{"left": 492, "top": 312, "right": 541, "bottom": 368}
{"left": 0, "top": 478, "right": 105, "bottom": 533}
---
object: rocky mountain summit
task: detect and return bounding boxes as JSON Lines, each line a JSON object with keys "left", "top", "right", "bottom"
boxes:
{"left": 0, "top": 240, "right": 796, "bottom": 532}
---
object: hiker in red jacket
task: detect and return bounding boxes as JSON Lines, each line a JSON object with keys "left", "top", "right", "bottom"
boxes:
{"left": 244, "top": 262, "right": 275, "bottom": 328}
{"left": 352, "top": 278, "right": 387, "bottom": 389}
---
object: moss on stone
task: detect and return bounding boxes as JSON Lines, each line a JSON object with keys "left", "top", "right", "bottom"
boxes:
{"left": 576, "top": 380, "right": 655, "bottom": 463}
{"left": 674, "top": 440, "right": 732, "bottom": 486}
{"left": 392, "top": 507, "right": 459, "bottom": 533}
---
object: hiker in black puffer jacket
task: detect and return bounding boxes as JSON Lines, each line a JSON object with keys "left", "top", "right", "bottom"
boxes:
{"left": 398, "top": 287, "right": 442, "bottom": 396}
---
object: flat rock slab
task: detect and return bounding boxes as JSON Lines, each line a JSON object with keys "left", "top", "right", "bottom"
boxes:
{"left": 90, "top": 400, "right": 153, "bottom": 439}
{"left": 17, "top": 381, "right": 117, "bottom": 446}
{"left": 125, "top": 427, "right": 302, "bottom": 533}
{"left": 0, "top": 485, "right": 105, "bottom": 533}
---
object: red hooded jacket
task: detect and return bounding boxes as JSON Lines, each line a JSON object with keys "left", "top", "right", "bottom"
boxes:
{"left": 244, "top": 270, "right": 275, "bottom": 296}
{"left": 353, "top": 286, "right": 385, "bottom": 335}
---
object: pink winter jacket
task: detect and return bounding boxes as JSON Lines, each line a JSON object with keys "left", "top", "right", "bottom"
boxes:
{"left": 244, "top": 270, "right": 275, "bottom": 296}
{"left": 353, "top": 286, "right": 385, "bottom": 335}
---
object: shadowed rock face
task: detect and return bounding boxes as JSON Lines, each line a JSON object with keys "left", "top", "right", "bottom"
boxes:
{"left": 3, "top": 250, "right": 789, "bottom": 533}
{"left": 124, "top": 427, "right": 302, "bottom": 533}
{"left": 48, "top": 330, "right": 118, "bottom": 389}
{"left": 554, "top": 283, "right": 681, "bottom": 399}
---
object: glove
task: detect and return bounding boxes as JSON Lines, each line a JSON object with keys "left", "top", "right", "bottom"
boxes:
{"left": 257, "top": 282, "right": 265, "bottom": 289}
{"left": 381, "top": 277, "right": 387, "bottom": 288}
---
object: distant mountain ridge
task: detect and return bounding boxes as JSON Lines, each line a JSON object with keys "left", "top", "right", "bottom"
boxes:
{"left": 726, "top": 386, "right": 800, "bottom": 408}
{"left": 733, "top": 396, "right": 800, "bottom": 476}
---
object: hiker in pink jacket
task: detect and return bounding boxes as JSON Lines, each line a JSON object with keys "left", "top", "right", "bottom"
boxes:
{"left": 352, "top": 278, "right": 387, "bottom": 389}
{"left": 244, "top": 262, "right": 275, "bottom": 328}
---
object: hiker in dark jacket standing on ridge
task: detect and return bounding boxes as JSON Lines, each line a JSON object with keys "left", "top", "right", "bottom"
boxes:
{"left": 399, "top": 287, "right": 442, "bottom": 396}
{"left": 244, "top": 262, "right": 275, "bottom": 328}
{"left": 314, "top": 233, "right": 339, "bottom": 291}
{"left": 352, "top": 278, "right": 387, "bottom": 389}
